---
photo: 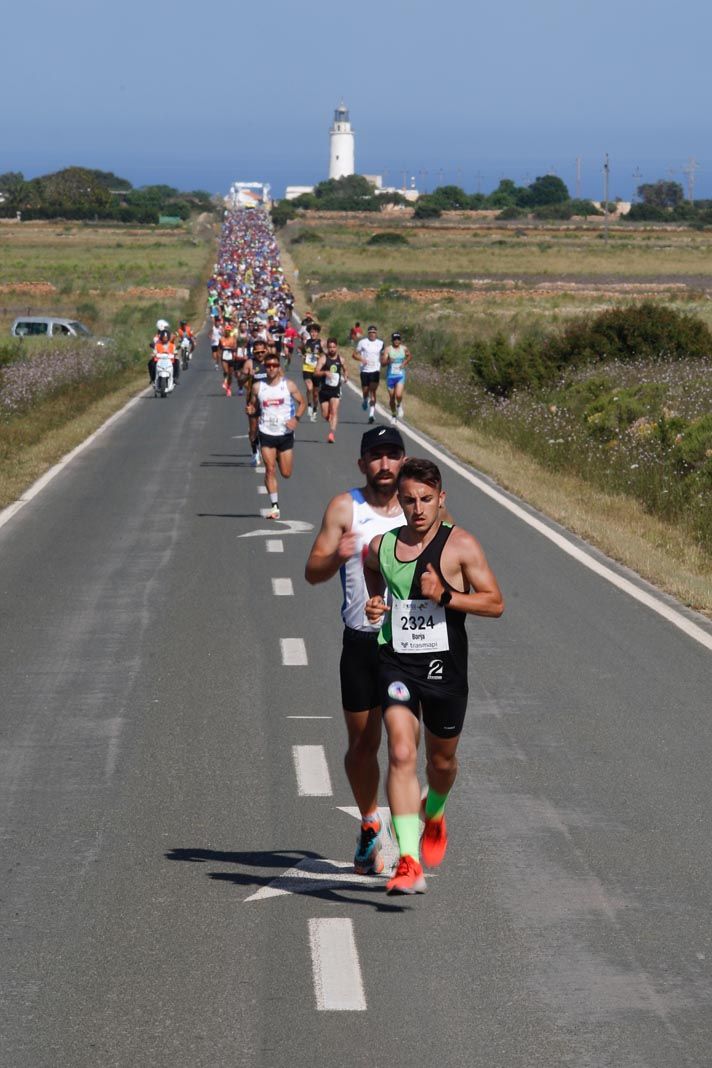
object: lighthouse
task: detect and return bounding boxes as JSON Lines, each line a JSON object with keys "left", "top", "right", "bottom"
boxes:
{"left": 328, "top": 101, "right": 355, "bottom": 181}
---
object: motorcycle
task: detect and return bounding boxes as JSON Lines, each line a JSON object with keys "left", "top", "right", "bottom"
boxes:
{"left": 180, "top": 336, "right": 192, "bottom": 370}
{"left": 153, "top": 354, "right": 175, "bottom": 398}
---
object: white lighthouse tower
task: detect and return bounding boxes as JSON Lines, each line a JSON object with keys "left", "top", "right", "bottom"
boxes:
{"left": 328, "top": 101, "right": 355, "bottom": 180}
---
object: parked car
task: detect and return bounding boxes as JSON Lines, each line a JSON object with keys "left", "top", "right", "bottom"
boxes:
{"left": 11, "top": 316, "right": 94, "bottom": 339}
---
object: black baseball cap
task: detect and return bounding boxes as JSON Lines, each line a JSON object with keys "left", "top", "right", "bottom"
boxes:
{"left": 360, "top": 425, "right": 405, "bottom": 456}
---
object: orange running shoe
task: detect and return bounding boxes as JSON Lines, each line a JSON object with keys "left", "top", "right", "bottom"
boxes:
{"left": 327, "top": 431, "right": 335, "bottom": 444}
{"left": 386, "top": 855, "right": 426, "bottom": 895}
{"left": 421, "top": 814, "right": 448, "bottom": 868}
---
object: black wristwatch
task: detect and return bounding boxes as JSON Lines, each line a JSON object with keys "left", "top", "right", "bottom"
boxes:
{"left": 438, "top": 589, "right": 452, "bottom": 607}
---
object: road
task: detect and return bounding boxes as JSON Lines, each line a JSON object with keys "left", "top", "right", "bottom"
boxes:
{"left": 1, "top": 340, "right": 711, "bottom": 1067}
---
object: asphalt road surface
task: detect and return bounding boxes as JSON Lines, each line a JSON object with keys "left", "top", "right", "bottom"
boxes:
{"left": 1, "top": 341, "right": 711, "bottom": 1068}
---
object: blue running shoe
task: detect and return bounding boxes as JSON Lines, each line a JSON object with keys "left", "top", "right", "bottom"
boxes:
{"left": 354, "top": 817, "right": 384, "bottom": 875}
{"left": 361, "top": 398, "right": 368, "bottom": 411}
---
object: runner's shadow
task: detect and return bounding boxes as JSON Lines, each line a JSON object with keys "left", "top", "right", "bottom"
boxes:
{"left": 166, "top": 847, "right": 407, "bottom": 913}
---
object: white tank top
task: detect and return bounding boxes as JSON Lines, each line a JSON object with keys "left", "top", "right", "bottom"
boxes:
{"left": 257, "top": 378, "right": 293, "bottom": 437}
{"left": 340, "top": 488, "right": 404, "bottom": 631}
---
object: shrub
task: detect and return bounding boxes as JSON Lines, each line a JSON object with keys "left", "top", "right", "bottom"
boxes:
{"left": 547, "top": 303, "right": 712, "bottom": 367}
{"left": 271, "top": 202, "right": 297, "bottom": 228}
{"left": 366, "top": 232, "right": 409, "bottom": 246}
{"left": 674, "top": 413, "right": 712, "bottom": 472}
{"left": 583, "top": 383, "right": 666, "bottom": 441}
{"left": 413, "top": 199, "right": 442, "bottom": 220}
{"left": 75, "top": 301, "right": 99, "bottom": 324}
{"left": 470, "top": 331, "right": 552, "bottom": 396}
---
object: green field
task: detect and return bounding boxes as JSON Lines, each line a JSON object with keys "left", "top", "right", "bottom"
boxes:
{"left": 0, "top": 216, "right": 217, "bottom": 507}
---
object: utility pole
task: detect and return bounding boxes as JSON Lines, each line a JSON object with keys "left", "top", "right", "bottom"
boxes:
{"left": 575, "top": 156, "right": 582, "bottom": 199}
{"left": 683, "top": 157, "right": 698, "bottom": 203}
{"left": 402, "top": 169, "right": 407, "bottom": 192}
{"left": 632, "top": 166, "right": 642, "bottom": 202}
{"left": 603, "top": 153, "right": 610, "bottom": 244}
{"left": 475, "top": 171, "right": 483, "bottom": 194}
{"left": 437, "top": 167, "right": 444, "bottom": 189}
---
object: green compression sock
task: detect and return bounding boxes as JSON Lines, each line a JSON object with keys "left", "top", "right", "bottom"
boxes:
{"left": 391, "top": 814, "right": 421, "bottom": 861}
{"left": 425, "top": 788, "right": 450, "bottom": 821}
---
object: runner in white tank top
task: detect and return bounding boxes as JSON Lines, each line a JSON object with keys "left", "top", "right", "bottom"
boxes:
{"left": 305, "top": 425, "right": 406, "bottom": 875}
{"left": 246, "top": 356, "right": 306, "bottom": 520}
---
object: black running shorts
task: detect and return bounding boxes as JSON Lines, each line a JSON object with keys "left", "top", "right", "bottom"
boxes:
{"left": 340, "top": 627, "right": 381, "bottom": 713}
{"left": 319, "top": 386, "right": 341, "bottom": 403}
{"left": 378, "top": 652, "right": 468, "bottom": 739}
{"left": 360, "top": 370, "right": 380, "bottom": 387}
{"left": 258, "top": 431, "right": 294, "bottom": 453}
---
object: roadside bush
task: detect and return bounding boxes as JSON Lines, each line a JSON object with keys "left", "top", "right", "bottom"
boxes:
{"left": 413, "top": 199, "right": 442, "bottom": 220}
{"left": 366, "top": 232, "right": 409, "bottom": 246}
{"left": 470, "top": 331, "right": 552, "bottom": 396}
{"left": 0, "top": 340, "right": 23, "bottom": 368}
{"left": 271, "top": 202, "right": 297, "bottom": 229}
{"left": 674, "top": 413, "right": 712, "bottom": 472}
{"left": 547, "top": 303, "right": 712, "bottom": 367}
{"left": 583, "top": 383, "right": 666, "bottom": 441}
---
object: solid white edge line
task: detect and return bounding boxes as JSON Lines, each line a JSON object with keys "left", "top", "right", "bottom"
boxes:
{"left": 281, "top": 638, "right": 308, "bottom": 665}
{"left": 0, "top": 385, "right": 152, "bottom": 533}
{"left": 266, "top": 539, "right": 284, "bottom": 553}
{"left": 346, "top": 382, "right": 712, "bottom": 654}
{"left": 292, "top": 745, "right": 333, "bottom": 796}
{"left": 309, "top": 918, "right": 367, "bottom": 1011}
{"left": 272, "top": 577, "right": 294, "bottom": 596}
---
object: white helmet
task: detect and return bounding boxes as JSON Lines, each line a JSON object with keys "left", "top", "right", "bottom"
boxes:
{"left": 156, "top": 318, "right": 170, "bottom": 332}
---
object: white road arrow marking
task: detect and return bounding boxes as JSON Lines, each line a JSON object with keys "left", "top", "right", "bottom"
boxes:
{"left": 244, "top": 807, "right": 411, "bottom": 902}
{"left": 238, "top": 519, "right": 314, "bottom": 538}
{"left": 244, "top": 858, "right": 384, "bottom": 901}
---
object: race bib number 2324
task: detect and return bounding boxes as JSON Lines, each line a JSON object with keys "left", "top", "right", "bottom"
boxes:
{"left": 391, "top": 598, "right": 449, "bottom": 654}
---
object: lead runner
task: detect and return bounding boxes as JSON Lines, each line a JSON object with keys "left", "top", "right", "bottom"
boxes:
{"left": 364, "top": 457, "right": 504, "bottom": 894}
{"left": 305, "top": 426, "right": 406, "bottom": 875}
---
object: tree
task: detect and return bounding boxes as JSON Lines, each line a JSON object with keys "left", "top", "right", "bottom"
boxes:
{"left": 485, "top": 178, "right": 524, "bottom": 209}
{"left": 429, "top": 184, "right": 470, "bottom": 210}
{"left": 271, "top": 201, "right": 297, "bottom": 229}
{"left": 519, "top": 174, "right": 569, "bottom": 207}
{"left": 637, "top": 180, "right": 684, "bottom": 210}
{"left": 86, "top": 169, "right": 132, "bottom": 191}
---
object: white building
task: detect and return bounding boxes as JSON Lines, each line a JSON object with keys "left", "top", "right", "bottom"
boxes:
{"left": 328, "top": 102, "right": 355, "bottom": 180}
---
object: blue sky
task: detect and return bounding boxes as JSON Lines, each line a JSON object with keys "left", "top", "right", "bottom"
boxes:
{"left": 3, "top": 0, "right": 711, "bottom": 200}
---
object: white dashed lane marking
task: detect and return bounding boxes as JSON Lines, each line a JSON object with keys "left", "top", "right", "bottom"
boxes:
{"left": 281, "top": 638, "right": 308, "bottom": 665}
{"left": 272, "top": 578, "right": 294, "bottom": 596}
{"left": 308, "top": 919, "right": 367, "bottom": 1011}
{"left": 257, "top": 486, "right": 267, "bottom": 495}
{"left": 292, "top": 745, "right": 333, "bottom": 796}
{"left": 266, "top": 540, "right": 284, "bottom": 553}
{"left": 288, "top": 716, "right": 333, "bottom": 720}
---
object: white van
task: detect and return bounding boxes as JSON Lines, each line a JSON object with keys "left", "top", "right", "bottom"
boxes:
{"left": 11, "top": 316, "right": 94, "bottom": 339}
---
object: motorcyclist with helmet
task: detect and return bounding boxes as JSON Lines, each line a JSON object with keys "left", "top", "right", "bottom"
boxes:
{"left": 148, "top": 318, "right": 180, "bottom": 384}
{"left": 177, "top": 320, "right": 196, "bottom": 358}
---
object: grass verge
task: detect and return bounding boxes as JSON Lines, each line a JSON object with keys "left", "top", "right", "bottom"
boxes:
{"left": 0, "top": 367, "right": 146, "bottom": 509}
